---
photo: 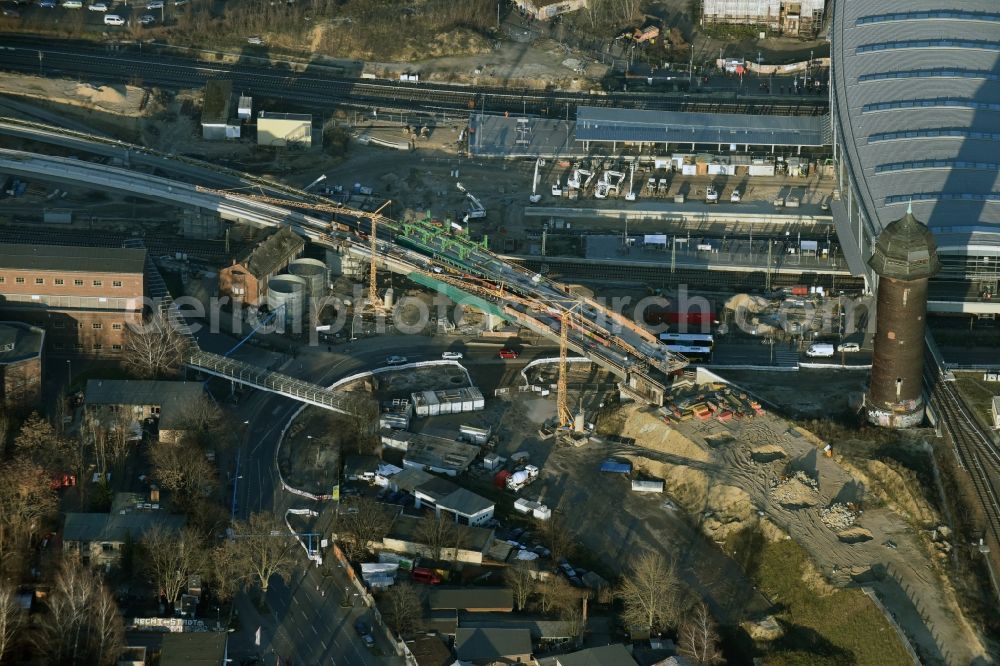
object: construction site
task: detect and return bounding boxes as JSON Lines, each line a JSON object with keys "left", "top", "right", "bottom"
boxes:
{"left": 0, "top": 20, "right": 998, "bottom": 666}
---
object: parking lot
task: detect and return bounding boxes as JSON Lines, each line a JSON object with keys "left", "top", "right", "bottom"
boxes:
{"left": 0, "top": 0, "right": 186, "bottom": 30}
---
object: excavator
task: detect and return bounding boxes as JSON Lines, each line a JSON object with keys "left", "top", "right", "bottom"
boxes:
{"left": 624, "top": 163, "right": 637, "bottom": 201}
{"left": 529, "top": 158, "right": 542, "bottom": 203}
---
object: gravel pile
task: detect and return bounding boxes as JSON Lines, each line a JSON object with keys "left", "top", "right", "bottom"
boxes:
{"left": 770, "top": 471, "right": 819, "bottom": 508}
{"left": 820, "top": 503, "right": 859, "bottom": 530}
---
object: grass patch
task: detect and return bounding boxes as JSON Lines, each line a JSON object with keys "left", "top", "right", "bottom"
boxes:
{"left": 743, "top": 536, "right": 912, "bottom": 665}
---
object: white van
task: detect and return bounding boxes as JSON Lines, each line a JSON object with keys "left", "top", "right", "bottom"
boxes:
{"left": 103, "top": 13, "right": 124, "bottom": 23}
{"left": 61, "top": 0, "right": 82, "bottom": 7}
{"left": 806, "top": 343, "right": 835, "bottom": 358}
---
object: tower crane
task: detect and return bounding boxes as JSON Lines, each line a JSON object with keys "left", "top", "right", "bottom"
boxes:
{"left": 368, "top": 200, "right": 391, "bottom": 310}
{"left": 557, "top": 308, "right": 574, "bottom": 428}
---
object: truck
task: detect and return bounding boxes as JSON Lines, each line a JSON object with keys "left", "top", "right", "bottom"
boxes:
{"left": 504, "top": 465, "right": 539, "bottom": 492}
{"left": 805, "top": 343, "right": 834, "bottom": 358}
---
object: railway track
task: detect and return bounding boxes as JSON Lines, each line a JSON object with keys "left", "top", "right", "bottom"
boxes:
{"left": 0, "top": 36, "right": 829, "bottom": 118}
{"left": 925, "top": 355, "right": 1000, "bottom": 557}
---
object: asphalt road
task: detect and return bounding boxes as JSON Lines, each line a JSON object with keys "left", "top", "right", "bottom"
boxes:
{"left": 209, "top": 328, "right": 558, "bottom": 666}
{"left": 0, "top": 34, "right": 828, "bottom": 116}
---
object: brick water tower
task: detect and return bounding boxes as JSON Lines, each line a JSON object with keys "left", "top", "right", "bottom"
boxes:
{"left": 865, "top": 204, "right": 940, "bottom": 428}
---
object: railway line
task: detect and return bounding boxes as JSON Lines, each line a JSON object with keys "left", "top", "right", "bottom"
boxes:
{"left": 925, "top": 349, "right": 1000, "bottom": 597}
{"left": 0, "top": 36, "right": 829, "bottom": 118}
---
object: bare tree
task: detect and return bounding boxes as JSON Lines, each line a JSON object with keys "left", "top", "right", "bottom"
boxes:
{"left": 209, "top": 540, "right": 243, "bottom": 602}
{"left": 150, "top": 440, "right": 217, "bottom": 506}
{"left": 123, "top": 311, "right": 188, "bottom": 378}
{"left": 560, "top": 597, "right": 587, "bottom": 643}
{"left": 678, "top": 602, "right": 725, "bottom": 665}
{"left": 229, "top": 512, "right": 300, "bottom": 595}
{"left": 336, "top": 497, "right": 392, "bottom": 561}
{"left": 141, "top": 526, "right": 206, "bottom": 606}
{"left": 0, "top": 457, "right": 58, "bottom": 575}
{"left": 0, "top": 583, "right": 23, "bottom": 663}
{"left": 381, "top": 582, "right": 422, "bottom": 636}
{"left": 91, "top": 584, "right": 125, "bottom": 666}
{"left": 538, "top": 516, "right": 576, "bottom": 565}
{"left": 505, "top": 561, "right": 535, "bottom": 611}
{"left": 35, "top": 558, "right": 123, "bottom": 666}
{"left": 415, "top": 513, "right": 457, "bottom": 562}
{"left": 538, "top": 574, "right": 577, "bottom": 614}
{"left": 616, "top": 550, "right": 683, "bottom": 634}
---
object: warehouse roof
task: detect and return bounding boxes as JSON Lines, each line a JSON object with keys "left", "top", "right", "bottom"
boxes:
{"left": 456, "top": 627, "right": 532, "bottom": 661}
{"left": 575, "top": 106, "right": 830, "bottom": 147}
{"left": 85, "top": 380, "right": 206, "bottom": 430}
{"left": 234, "top": 227, "right": 305, "bottom": 278}
{"left": 831, "top": 0, "right": 1000, "bottom": 235}
{"left": 258, "top": 111, "right": 312, "bottom": 122}
{"left": 429, "top": 587, "right": 514, "bottom": 611}
{"left": 159, "top": 633, "right": 227, "bottom": 666}
{"left": 63, "top": 511, "right": 185, "bottom": 543}
{"left": 436, "top": 486, "right": 494, "bottom": 517}
{"left": 386, "top": 515, "right": 494, "bottom": 552}
{"left": 556, "top": 644, "right": 637, "bottom": 666}
{"left": 0, "top": 244, "right": 146, "bottom": 274}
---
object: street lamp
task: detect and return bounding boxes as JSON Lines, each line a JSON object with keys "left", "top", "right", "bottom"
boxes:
{"left": 66, "top": 359, "right": 71, "bottom": 388}
{"left": 304, "top": 174, "right": 327, "bottom": 192}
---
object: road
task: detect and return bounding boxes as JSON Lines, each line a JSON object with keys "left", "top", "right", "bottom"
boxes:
{"left": 0, "top": 35, "right": 828, "bottom": 117}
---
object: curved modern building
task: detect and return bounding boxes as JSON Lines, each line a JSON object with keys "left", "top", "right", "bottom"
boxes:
{"left": 830, "top": 1, "right": 1000, "bottom": 316}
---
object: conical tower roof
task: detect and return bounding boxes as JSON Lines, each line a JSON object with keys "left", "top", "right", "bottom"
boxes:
{"left": 867, "top": 203, "right": 940, "bottom": 280}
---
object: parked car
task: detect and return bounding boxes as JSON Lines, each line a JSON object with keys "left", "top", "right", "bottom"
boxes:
{"left": 411, "top": 567, "right": 442, "bottom": 585}
{"left": 353, "top": 619, "right": 375, "bottom": 649}
{"left": 498, "top": 348, "right": 518, "bottom": 359}
{"left": 88, "top": 2, "right": 108, "bottom": 10}
{"left": 441, "top": 351, "right": 463, "bottom": 360}
{"left": 39, "top": 0, "right": 57, "bottom": 8}
{"left": 837, "top": 342, "right": 861, "bottom": 353}
{"left": 246, "top": 35, "right": 264, "bottom": 45}
{"left": 61, "top": 0, "right": 83, "bottom": 8}
{"left": 385, "top": 355, "right": 408, "bottom": 365}
{"left": 103, "top": 13, "right": 124, "bottom": 24}
{"left": 145, "top": 0, "right": 162, "bottom": 7}
{"left": 138, "top": 13, "right": 155, "bottom": 23}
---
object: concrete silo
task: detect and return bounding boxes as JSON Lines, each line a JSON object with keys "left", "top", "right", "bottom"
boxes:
{"left": 267, "top": 274, "right": 306, "bottom": 329}
{"left": 865, "top": 204, "right": 940, "bottom": 428}
{"left": 287, "top": 258, "right": 328, "bottom": 304}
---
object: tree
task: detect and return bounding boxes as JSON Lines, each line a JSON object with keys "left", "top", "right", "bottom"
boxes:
{"left": 35, "top": 558, "right": 124, "bottom": 666}
{"left": 336, "top": 497, "right": 392, "bottom": 561}
{"left": 123, "top": 311, "right": 188, "bottom": 378}
{"left": 678, "top": 602, "right": 724, "bottom": 665}
{"left": 0, "top": 583, "right": 23, "bottom": 664}
{"left": 228, "top": 512, "right": 300, "bottom": 595}
{"left": 560, "top": 597, "right": 587, "bottom": 643}
{"left": 538, "top": 516, "right": 575, "bottom": 564}
{"left": 141, "top": 526, "right": 206, "bottom": 606}
{"left": 538, "top": 574, "right": 577, "bottom": 614}
{"left": 0, "top": 457, "right": 58, "bottom": 576}
{"left": 616, "top": 550, "right": 683, "bottom": 634}
{"left": 14, "top": 411, "right": 76, "bottom": 473}
{"left": 150, "top": 440, "right": 217, "bottom": 507}
{"left": 382, "top": 583, "right": 421, "bottom": 636}
{"left": 505, "top": 561, "right": 535, "bottom": 611}
{"left": 209, "top": 540, "right": 243, "bottom": 602}
{"left": 415, "top": 513, "right": 458, "bottom": 562}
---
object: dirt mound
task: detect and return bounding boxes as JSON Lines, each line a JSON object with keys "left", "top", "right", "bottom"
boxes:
{"left": 770, "top": 471, "right": 819, "bottom": 508}
{"left": 74, "top": 83, "right": 127, "bottom": 109}
{"left": 743, "top": 615, "right": 784, "bottom": 641}
{"left": 863, "top": 460, "right": 937, "bottom": 527}
{"left": 836, "top": 527, "right": 873, "bottom": 543}
{"left": 616, "top": 405, "right": 709, "bottom": 462}
{"left": 702, "top": 485, "right": 755, "bottom": 541}
{"left": 800, "top": 558, "right": 836, "bottom": 596}
{"left": 750, "top": 443, "right": 787, "bottom": 462}
{"left": 621, "top": 453, "right": 709, "bottom": 513}
{"left": 725, "top": 293, "right": 771, "bottom": 313}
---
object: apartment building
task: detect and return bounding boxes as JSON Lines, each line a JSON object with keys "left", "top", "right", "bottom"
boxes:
{"left": 0, "top": 244, "right": 145, "bottom": 356}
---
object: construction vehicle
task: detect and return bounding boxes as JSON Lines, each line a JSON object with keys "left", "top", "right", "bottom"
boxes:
{"left": 582, "top": 170, "right": 597, "bottom": 190}
{"left": 657, "top": 178, "right": 668, "bottom": 195}
{"left": 593, "top": 173, "right": 609, "bottom": 199}
{"left": 552, "top": 180, "right": 563, "bottom": 197}
{"left": 706, "top": 185, "right": 719, "bottom": 203}
{"left": 529, "top": 158, "right": 542, "bottom": 204}
{"left": 646, "top": 176, "right": 656, "bottom": 196}
{"left": 730, "top": 189, "right": 742, "bottom": 203}
{"left": 505, "top": 465, "right": 539, "bottom": 492}
{"left": 465, "top": 193, "right": 486, "bottom": 219}
{"left": 625, "top": 163, "right": 637, "bottom": 201}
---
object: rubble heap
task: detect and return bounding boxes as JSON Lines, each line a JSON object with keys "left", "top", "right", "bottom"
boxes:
{"left": 820, "top": 503, "right": 859, "bottom": 530}
{"left": 770, "top": 471, "right": 819, "bottom": 508}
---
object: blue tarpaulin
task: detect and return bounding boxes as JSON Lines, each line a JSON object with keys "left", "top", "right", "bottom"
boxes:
{"left": 600, "top": 459, "right": 632, "bottom": 474}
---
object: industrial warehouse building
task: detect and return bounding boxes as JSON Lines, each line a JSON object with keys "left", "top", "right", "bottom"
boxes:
{"left": 0, "top": 244, "right": 145, "bottom": 356}
{"left": 218, "top": 227, "right": 306, "bottom": 308}
{"left": 257, "top": 112, "right": 313, "bottom": 148}
{"left": 201, "top": 80, "right": 240, "bottom": 140}
{"left": 830, "top": 0, "right": 1000, "bottom": 317}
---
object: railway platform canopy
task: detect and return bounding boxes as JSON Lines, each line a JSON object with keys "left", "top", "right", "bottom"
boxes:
{"left": 575, "top": 107, "right": 831, "bottom": 153}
